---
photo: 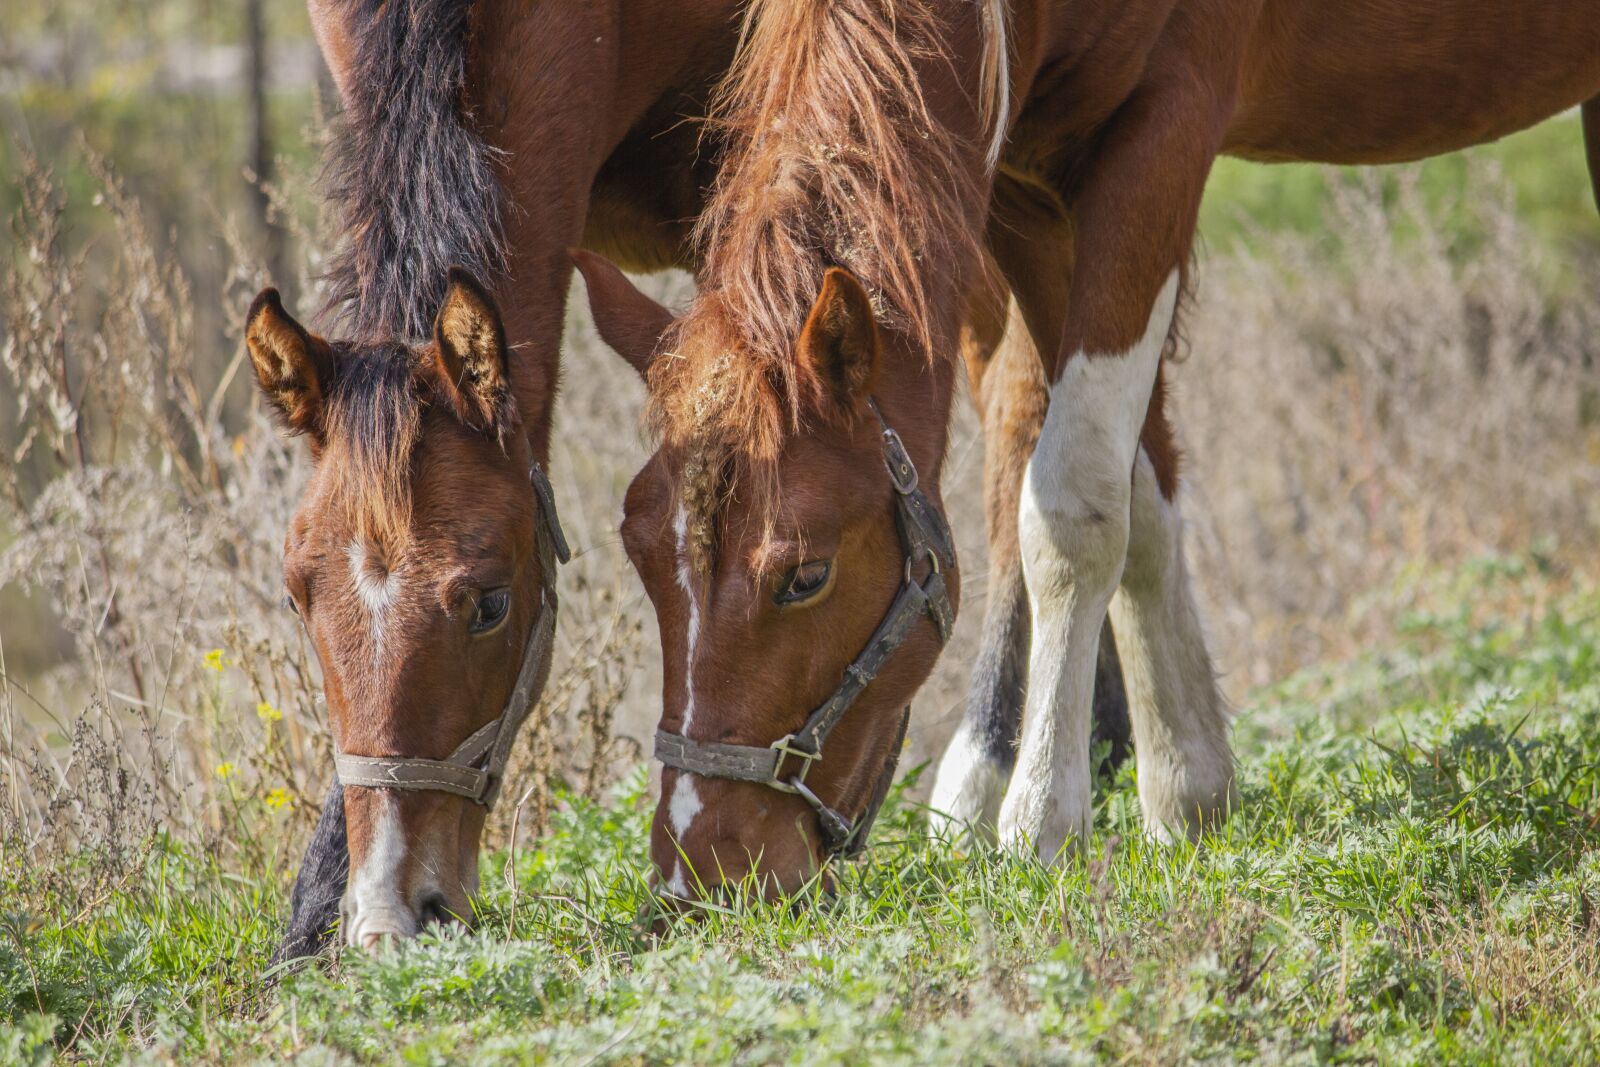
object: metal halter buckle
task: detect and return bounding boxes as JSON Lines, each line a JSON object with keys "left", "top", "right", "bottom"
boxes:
{"left": 867, "top": 397, "right": 919, "bottom": 494}
{"left": 767, "top": 733, "right": 820, "bottom": 792}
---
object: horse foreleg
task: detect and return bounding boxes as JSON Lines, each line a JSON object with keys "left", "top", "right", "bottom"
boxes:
{"left": 268, "top": 780, "right": 349, "bottom": 972}
{"left": 930, "top": 282, "right": 1131, "bottom": 842}
{"left": 1111, "top": 376, "right": 1235, "bottom": 843}
{"left": 997, "top": 79, "right": 1234, "bottom": 861}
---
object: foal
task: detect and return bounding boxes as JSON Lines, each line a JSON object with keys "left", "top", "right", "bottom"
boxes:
{"left": 585, "top": 0, "right": 1600, "bottom": 885}
{"left": 574, "top": 0, "right": 1004, "bottom": 895}
{"left": 248, "top": 273, "right": 564, "bottom": 949}
{"left": 270, "top": 0, "right": 744, "bottom": 954}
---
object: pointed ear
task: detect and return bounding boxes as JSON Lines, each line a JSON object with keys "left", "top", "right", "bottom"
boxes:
{"left": 570, "top": 249, "right": 673, "bottom": 377}
{"left": 432, "top": 267, "right": 513, "bottom": 431}
{"left": 798, "top": 268, "right": 880, "bottom": 417}
{"left": 245, "top": 288, "right": 333, "bottom": 438}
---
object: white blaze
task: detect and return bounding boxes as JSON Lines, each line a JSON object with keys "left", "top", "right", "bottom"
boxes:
{"left": 347, "top": 539, "right": 403, "bottom": 653}
{"left": 672, "top": 507, "right": 701, "bottom": 735}
{"left": 342, "top": 791, "right": 418, "bottom": 948}
{"left": 667, "top": 506, "right": 705, "bottom": 852}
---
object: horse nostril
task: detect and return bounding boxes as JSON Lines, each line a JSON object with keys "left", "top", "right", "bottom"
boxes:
{"left": 418, "top": 894, "right": 457, "bottom": 927}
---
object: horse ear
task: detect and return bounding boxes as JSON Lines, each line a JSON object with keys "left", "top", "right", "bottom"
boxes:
{"left": 798, "top": 268, "right": 879, "bottom": 418}
{"left": 432, "top": 267, "right": 513, "bottom": 431}
{"left": 246, "top": 288, "right": 333, "bottom": 439}
{"left": 570, "top": 249, "right": 673, "bottom": 377}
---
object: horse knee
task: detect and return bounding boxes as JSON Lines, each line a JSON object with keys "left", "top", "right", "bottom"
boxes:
{"left": 1018, "top": 456, "right": 1131, "bottom": 614}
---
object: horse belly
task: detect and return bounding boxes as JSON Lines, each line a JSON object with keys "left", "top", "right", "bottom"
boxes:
{"left": 1224, "top": 0, "right": 1600, "bottom": 164}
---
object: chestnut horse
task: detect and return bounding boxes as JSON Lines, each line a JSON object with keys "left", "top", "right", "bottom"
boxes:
{"left": 267, "top": 0, "right": 1133, "bottom": 954}
{"left": 577, "top": 0, "right": 1600, "bottom": 894}
{"left": 259, "top": 0, "right": 743, "bottom": 958}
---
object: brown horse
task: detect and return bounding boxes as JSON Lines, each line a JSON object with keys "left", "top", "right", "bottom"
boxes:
{"left": 578, "top": 0, "right": 1600, "bottom": 894}
{"left": 269, "top": 0, "right": 1133, "bottom": 953}
{"left": 259, "top": 0, "right": 745, "bottom": 957}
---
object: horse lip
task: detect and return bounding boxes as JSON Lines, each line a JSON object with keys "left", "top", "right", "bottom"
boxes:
{"left": 343, "top": 904, "right": 421, "bottom": 951}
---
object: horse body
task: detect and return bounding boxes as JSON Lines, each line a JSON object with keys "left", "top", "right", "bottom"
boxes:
{"left": 1228, "top": 1, "right": 1600, "bottom": 164}
{"left": 937, "top": 0, "right": 1600, "bottom": 857}
{"left": 577, "top": 0, "right": 1597, "bottom": 885}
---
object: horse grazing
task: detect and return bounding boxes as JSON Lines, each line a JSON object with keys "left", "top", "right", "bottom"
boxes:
{"left": 247, "top": 271, "right": 568, "bottom": 949}
{"left": 271, "top": 0, "right": 1135, "bottom": 949}
{"left": 573, "top": 0, "right": 1004, "bottom": 896}
{"left": 579, "top": 0, "right": 1600, "bottom": 890}
{"left": 262, "top": 0, "right": 745, "bottom": 957}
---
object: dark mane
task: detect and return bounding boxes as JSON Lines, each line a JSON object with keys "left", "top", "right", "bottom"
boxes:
{"left": 648, "top": 0, "right": 1001, "bottom": 568}
{"left": 322, "top": 0, "right": 505, "bottom": 342}
{"left": 322, "top": 344, "right": 424, "bottom": 546}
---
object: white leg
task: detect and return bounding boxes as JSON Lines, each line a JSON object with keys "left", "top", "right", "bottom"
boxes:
{"left": 1109, "top": 451, "right": 1235, "bottom": 841}
{"left": 998, "top": 271, "right": 1180, "bottom": 861}
{"left": 928, "top": 723, "right": 1007, "bottom": 840}
{"left": 928, "top": 566, "right": 1029, "bottom": 842}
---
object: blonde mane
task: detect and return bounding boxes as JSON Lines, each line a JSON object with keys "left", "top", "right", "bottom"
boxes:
{"left": 648, "top": 0, "right": 1006, "bottom": 569}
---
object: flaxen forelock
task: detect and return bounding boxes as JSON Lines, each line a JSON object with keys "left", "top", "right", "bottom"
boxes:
{"left": 321, "top": 343, "right": 425, "bottom": 548}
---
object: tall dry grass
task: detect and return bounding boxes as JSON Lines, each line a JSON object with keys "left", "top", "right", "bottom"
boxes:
{"left": 2, "top": 148, "right": 1596, "bottom": 904}
{"left": 1178, "top": 166, "right": 1600, "bottom": 689}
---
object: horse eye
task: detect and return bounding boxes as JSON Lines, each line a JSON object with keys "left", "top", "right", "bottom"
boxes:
{"left": 282, "top": 591, "right": 300, "bottom": 617}
{"left": 776, "top": 560, "right": 832, "bottom": 605}
{"left": 471, "top": 589, "right": 511, "bottom": 634}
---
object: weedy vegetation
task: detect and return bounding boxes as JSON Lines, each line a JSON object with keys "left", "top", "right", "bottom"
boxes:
{"left": 5, "top": 562, "right": 1600, "bottom": 1064}
{"left": 1, "top": 55, "right": 1598, "bottom": 1065}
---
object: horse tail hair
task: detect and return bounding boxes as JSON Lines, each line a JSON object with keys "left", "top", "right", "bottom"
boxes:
{"left": 322, "top": 0, "right": 506, "bottom": 341}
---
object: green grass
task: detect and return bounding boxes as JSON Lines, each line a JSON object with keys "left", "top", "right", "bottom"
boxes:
{"left": 5, "top": 558, "right": 1600, "bottom": 1064}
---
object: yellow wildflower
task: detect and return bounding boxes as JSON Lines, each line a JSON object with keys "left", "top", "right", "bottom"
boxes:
{"left": 203, "top": 649, "right": 226, "bottom": 672}
{"left": 265, "top": 788, "right": 291, "bottom": 811}
{"left": 256, "top": 701, "right": 282, "bottom": 724}
{"left": 214, "top": 762, "right": 237, "bottom": 780}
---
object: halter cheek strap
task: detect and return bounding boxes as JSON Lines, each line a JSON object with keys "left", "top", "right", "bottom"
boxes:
{"left": 652, "top": 398, "right": 956, "bottom": 859}
{"left": 332, "top": 462, "right": 570, "bottom": 809}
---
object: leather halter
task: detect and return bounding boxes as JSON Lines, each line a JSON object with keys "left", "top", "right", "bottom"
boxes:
{"left": 652, "top": 399, "right": 956, "bottom": 858}
{"left": 332, "top": 463, "right": 571, "bottom": 808}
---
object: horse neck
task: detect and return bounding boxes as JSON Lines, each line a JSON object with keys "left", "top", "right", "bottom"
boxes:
{"left": 465, "top": 1, "right": 738, "bottom": 464}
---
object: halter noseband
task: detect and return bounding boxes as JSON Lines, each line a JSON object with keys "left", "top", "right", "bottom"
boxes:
{"left": 652, "top": 399, "right": 956, "bottom": 859}
{"left": 332, "top": 463, "right": 571, "bottom": 809}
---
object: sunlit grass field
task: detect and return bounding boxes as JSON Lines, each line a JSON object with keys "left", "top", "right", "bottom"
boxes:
{"left": 5, "top": 557, "right": 1600, "bottom": 1064}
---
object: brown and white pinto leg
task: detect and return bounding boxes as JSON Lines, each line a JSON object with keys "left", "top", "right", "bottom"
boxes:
{"left": 1110, "top": 382, "right": 1235, "bottom": 842}
{"left": 996, "top": 79, "right": 1235, "bottom": 861}
{"left": 929, "top": 274, "right": 1130, "bottom": 841}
